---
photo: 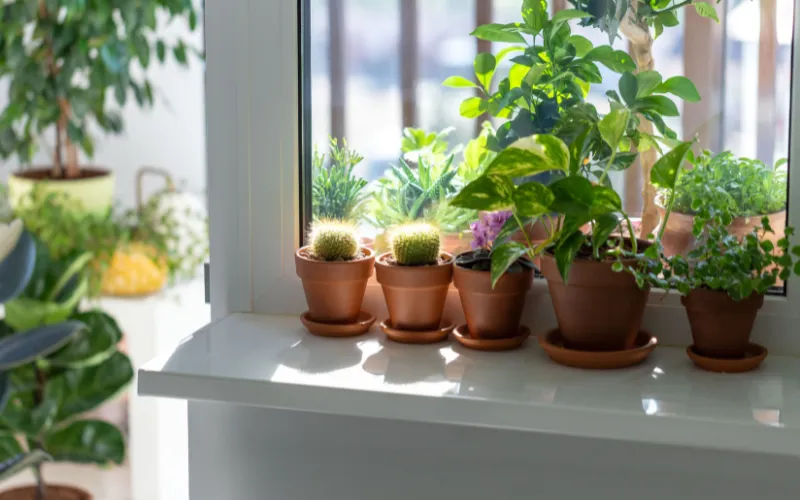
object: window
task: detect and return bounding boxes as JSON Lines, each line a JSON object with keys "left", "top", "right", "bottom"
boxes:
{"left": 206, "top": 0, "right": 800, "bottom": 348}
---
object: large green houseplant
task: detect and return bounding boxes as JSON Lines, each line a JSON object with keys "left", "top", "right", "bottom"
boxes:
{"left": 0, "top": 239, "right": 132, "bottom": 500}
{"left": 0, "top": 0, "right": 201, "bottom": 212}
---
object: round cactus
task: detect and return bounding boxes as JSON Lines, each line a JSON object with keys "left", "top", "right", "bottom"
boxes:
{"left": 309, "top": 221, "right": 359, "bottom": 261}
{"left": 391, "top": 223, "right": 441, "bottom": 266}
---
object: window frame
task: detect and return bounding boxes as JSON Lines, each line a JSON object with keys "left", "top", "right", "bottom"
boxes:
{"left": 207, "top": 0, "right": 800, "bottom": 353}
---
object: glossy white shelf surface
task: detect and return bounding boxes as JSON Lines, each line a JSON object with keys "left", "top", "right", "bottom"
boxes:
{"left": 139, "top": 313, "right": 800, "bottom": 457}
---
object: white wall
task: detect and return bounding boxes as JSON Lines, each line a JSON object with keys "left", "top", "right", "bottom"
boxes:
{"left": 0, "top": 20, "right": 206, "bottom": 209}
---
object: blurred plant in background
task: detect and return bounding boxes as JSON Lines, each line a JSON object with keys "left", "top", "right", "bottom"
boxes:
{"left": 312, "top": 137, "right": 369, "bottom": 222}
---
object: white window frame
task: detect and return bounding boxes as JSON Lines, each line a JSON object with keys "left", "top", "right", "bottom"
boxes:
{"left": 206, "top": 0, "right": 800, "bottom": 354}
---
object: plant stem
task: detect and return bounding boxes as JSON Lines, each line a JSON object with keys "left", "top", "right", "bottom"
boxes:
{"left": 651, "top": 0, "right": 694, "bottom": 16}
{"left": 598, "top": 149, "right": 618, "bottom": 186}
{"left": 513, "top": 213, "right": 536, "bottom": 259}
{"left": 33, "top": 365, "right": 47, "bottom": 500}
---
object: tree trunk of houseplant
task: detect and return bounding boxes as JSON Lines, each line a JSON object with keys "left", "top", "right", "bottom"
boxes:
{"left": 621, "top": 5, "right": 659, "bottom": 238}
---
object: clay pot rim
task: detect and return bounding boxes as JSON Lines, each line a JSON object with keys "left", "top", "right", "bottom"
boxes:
{"left": 11, "top": 166, "right": 112, "bottom": 182}
{"left": 655, "top": 197, "right": 787, "bottom": 220}
{"left": 296, "top": 245, "right": 375, "bottom": 264}
{"left": 375, "top": 251, "right": 454, "bottom": 269}
{"left": 0, "top": 484, "right": 93, "bottom": 500}
{"left": 453, "top": 249, "right": 535, "bottom": 271}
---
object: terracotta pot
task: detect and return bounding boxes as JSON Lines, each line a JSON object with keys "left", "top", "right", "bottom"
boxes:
{"left": 8, "top": 167, "right": 115, "bottom": 214}
{"left": 453, "top": 257, "right": 533, "bottom": 339}
{"left": 375, "top": 252, "right": 453, "bottom": 331}
{"left": 295, "top": 246, "right": 374, "bottom": 324}
{"left": 540, "top": 244, "right": 650, "bottom": 351}
{"left": 656, "top": 203, "right": 786, "bottom": 257}
{"left": 681, "top": 289, "right": 764, "bottom": 358}
{"left": 0, "top": 485, "right": 92, "bottom": 500}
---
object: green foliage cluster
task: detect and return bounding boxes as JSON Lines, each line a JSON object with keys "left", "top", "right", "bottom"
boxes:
{"left": 669, "top": 152, "right": 787, "bottom": 220}
{"left": 312, "top": 138, "right": 369, "bottom": 221}
{"left": 0, "top": 0, "right": 200, "bottom": 175}
{"left": 0, "top": 241, "right": 133, "bottom": 482}
{"left": 309, "top": 221, "right": 359, "bottom": 261}
{"left": 390, "top": 223, "right": 441, "bottom": 266}
{"left": 624, "top": 212, "right": 800, "bottom": 301}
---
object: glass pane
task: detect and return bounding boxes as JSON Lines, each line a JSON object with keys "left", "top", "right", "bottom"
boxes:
{"left": 302, "top": 0, "right": 793, "bottom": 292}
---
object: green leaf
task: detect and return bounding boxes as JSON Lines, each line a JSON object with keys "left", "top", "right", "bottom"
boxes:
{"left": 551, "top": 9, "right": 592, "bottom": 29}
{"left": 494, "top": 216, "right": 533, "bottom": 245}
{"left": 651, "top": 141, "right": 694, "bottom": 190}
{"left": 568, "top": 35, "right": 593, "bottom": 57}
{"left": 1, "top": 393, "right": 59, "bottom": 437}
{"left": 490, "top": 242, "right": 530, "bottom": 288}
{"left": 654, "top": 76, "right": 701, "bottom": 102}
{"left": 694, "top": 2, "right": 720, "bottom": 22}
{"left": 483, "top": 145, "right": 562, "bottom": 179}
{"left": 0, "top": 434, "right": 24, "bottom": 463}
{"left": 495, "top": 46, "right": 526, "bottom": 64}
{"left": 471, "top": 24, "right": 526, "bottom": 44}
{"left": 583, "top": 46, "right": 636, "bottom": 73}
{"left": 450, "top": 175, "right": 514, "bottom": 211}
{"left": 459, "top": 97, "right": 487, "bottom": 118}
{"left": 0, "top": 449, "right": 51, "bottom": 482}
{"left": 522, "top": 0, "right": 548, "bottom": 34}
{"left": 591, "top": 185, "right": 623, "bottom": 216}
{"left": 173, "top": 43, "right": 188, "bottom": 65}
{"left": 156, "top": 40, "right": 166, "bottom": 63}
{"left": 443, "top": 76, "right": 478, "bottom": 89}
{"left": 513, "top": 182, "right": 554, "bottom": 217}
{"left": 598, "top": 107, "right": 631, "bottom": 150}
{"left": 619, "top": 72, "right": 638, "bottom": 106}
{"left": 50, "top": 351, "right": 134, "bottom": 421}
{"left": 592, "top": 213, "right": 619, "bottom": 257}
{"left": 47, "top": 311, "right": 122, "bottom": 369}
{"left": 495, "top": 134, "right": 570, "bottom": 173}
{"left": 638, "top": 95, "right": 680, "bottom": 116}
{"left": 555, "top": 231, "right": 586, "bottom": 283}
{"left": 44, "top": 420, "right": 125, "bottom": 465}
{"left": 474, "top": 52, "right": 497, "bottom": 90}
{"left": 636, "top": 70, "right": 663, "bottom": 98}
{"left": 549, "top": 177, "right": 594, "bottom": 215}
{"left": 5, "top": 278, "right": 88, "bottom": 332}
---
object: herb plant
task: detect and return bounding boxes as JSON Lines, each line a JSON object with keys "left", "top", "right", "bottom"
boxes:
{"left": 0, "top": 0, "right": 201, "bottom": 178}
{"left": 312, "top": 138, "right": 369, "bottom": 221}
{"left": 668, "top": 152, "right": 787, "bottom": 220}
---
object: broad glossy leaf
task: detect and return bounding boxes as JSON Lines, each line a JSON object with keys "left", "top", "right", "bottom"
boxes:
{"left": 549, "top": 177, "right": 594, "bottom": 215}
{"left": 0, "top": 434, "right": 23, "bottom": 463}
{"left": 513, "top": 182, "right": 554, "bottom": 217}
{"left": 5, "top": 277, "right": 87, "bottom": 332}
{"left": 638, "top": 95, "right": 680, "bottom": 117}
{"left": 0, "top": 450, "right": 51, "bottom": 482}
{"left": 490, "top": 242, "right": 530, "bottom": 288}
{"left": 0, "top": 373, "right": 8, "bottom": 414}
{"left": 51, "top": 351, "right": 134, "bottom": 421}
{"left": 591, "top": 185, "right": 623, "bottom": 216}
{"left": 555, "top": 231, "right": 586, "bottom": 283}
{"left": 459, "top": 97, "right": 487, "bottom": 118}
{"left": 694, "top": 2, "right": 719, "bottom": 22}
{"left": 48, "top": 311, "right": 122, "bottom": 369}
{"left": 598, "top": 107, "right": 631, "bottom": 150}
{"left": 568, "top": 35, "right": 593, "bottom": 57}
{"left": 1, "top": 391, "right": 59, "bottom": 436}
{"left": 636, "top": 70, "right": 662, "bottom": 98}
{"left": 0, "top": 231, "right": 35, "bottom": 304}
{"left": 0, "top": 321, "right": 86, "bottom": 371}
{"left": 592, "top": 213, "right": 620, "bottom": 257}
{"left": 442, "top": 76, "right": 477, "bottom": 89}
{"left": 522, "top": 0, "right": 547, "bottom": 34}
{"left": 44, "top": 420, "right": 125, "bottom": 465}
{"left": 471, "top": 23, "right": 526, "bottom": 44}
{"left": 619, "top": 72, "right": 638, "bottom": 106}
{"left": 583, "top": 46, "right": 636, "bottom": 73}
{"left": 654, "top": 76, "right": 701, "bottom": 102}
{"left": 489, "top": 134, "right": 570, "bottom": 175}
{"left": 474, "top": 52, "right": 497, "bottom": 90}
{"left": 551, "top": 9, "right": 592, "bottom": 30}
{"left": 652, "top": 141, "right": 694, "bottom": 190}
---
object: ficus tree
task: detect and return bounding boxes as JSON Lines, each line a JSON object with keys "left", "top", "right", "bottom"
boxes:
{"left": 567, "top": 0, "right": 721, "bottom": 236}
{"left": 0, "top": 0, "right": 201, "bottom": 179}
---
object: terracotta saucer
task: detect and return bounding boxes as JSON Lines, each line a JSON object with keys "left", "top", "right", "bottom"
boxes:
{"left": 686, "top": 343, "right": 767, "bottom": 373}
{"left": 380, "top": 320, "right": 454, "bottom": 344}
{"left": 300, "top": 311, "right": 375, "bottom": 338}
{"left": 452, "top": 324, "right": 531, "bottom": 351}
{"left": 538, "top": 330, "right": 658, "bottom": 369}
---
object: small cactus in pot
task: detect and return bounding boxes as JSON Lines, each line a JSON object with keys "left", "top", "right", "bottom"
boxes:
{"left": 376, "top": 223, "right": 454, "bottom": 339}
{"left": 295, "top": 220, "right": 375, "bottom": 332}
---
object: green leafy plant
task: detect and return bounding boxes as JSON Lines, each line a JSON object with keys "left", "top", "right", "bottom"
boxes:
{"left": 0, "top": 0, "right": 201, "bottom": 178}
{"left": 309, "top": 220, "right": 359, "bottom": 261}
{"left": 0, "top": 240, "right": 133, "bottom": 498}
{"left": 312, "top": 138, "right": 369, "bottom": 221}
{"left": 667, "top": 152, "right": 787, "bottom": 221}
{"left": 390, "top": 223, "right": 441, "bottom": 266}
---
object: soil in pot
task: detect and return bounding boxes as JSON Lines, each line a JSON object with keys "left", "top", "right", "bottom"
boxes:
{"left": 681, "top": 288, "right": 765, "bottom": 359}
{"left": 375, "top": 252, "right": 453, "bottom": 331}
{"left": 0, "top": 485, "right": 92, "bottom": 500}
{"left": 295, "top": 246, "right": 375, "bottom": 324}
{"left": 8, "top": 167, "right": 115, "bottom": 214}
{"left": 453, "top": 251, "right": 534, "bottom": 339}
{"left": 540, "top": 239, "right": 651, "bottom": 351}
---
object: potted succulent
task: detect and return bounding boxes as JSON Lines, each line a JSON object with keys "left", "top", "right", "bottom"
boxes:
{"left": 295, "top": 221, "right": 375, "bottom": 336}
{"left": 0, "top": 238, "right": 132, "bottom": 500}
{"left": 0, "top": 0, "right": 200, "bottom": 213}
{"left": 453, "top": 211, "right": 534, "bottom": 341}
{"left": 312, "top": 138, "right": 369, "bottom": 223}
{"left": 656, "top": 152, "right": 787, "bottom": 257}
{"left": 375, "top": 223, "right": 453, "bottom": 342}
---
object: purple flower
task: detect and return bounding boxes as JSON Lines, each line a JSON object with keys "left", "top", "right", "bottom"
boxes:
{"left": 470, "top": 210, "right": 513, "bottom": 250}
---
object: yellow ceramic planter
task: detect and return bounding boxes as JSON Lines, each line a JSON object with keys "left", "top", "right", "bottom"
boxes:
{"left": 8, "top": 168, "right": 115, "bottom": 213}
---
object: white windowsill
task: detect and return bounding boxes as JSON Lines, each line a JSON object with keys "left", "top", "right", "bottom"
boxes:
{"left": 138, "top": 313, "right": 800, "bottom": 458}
